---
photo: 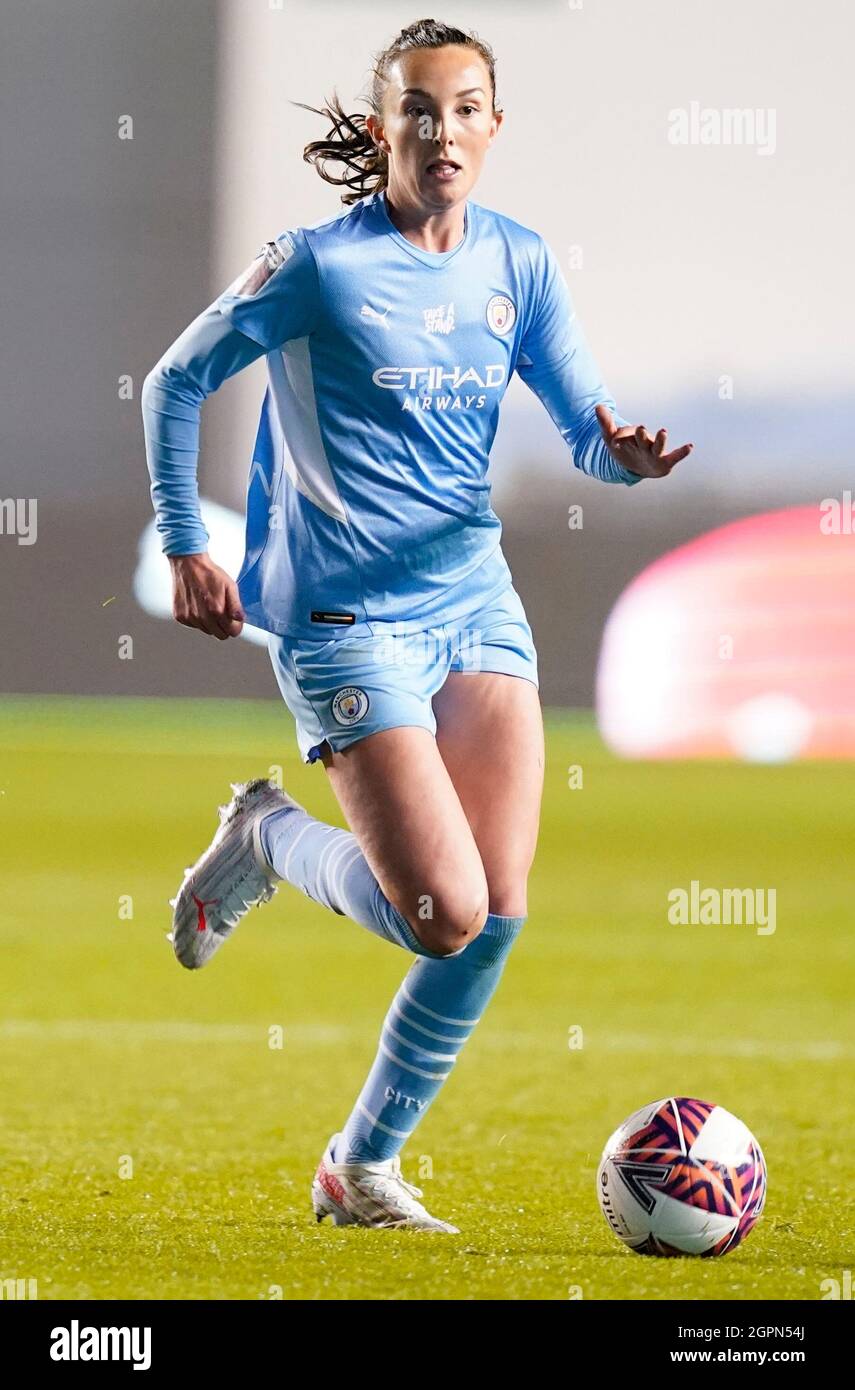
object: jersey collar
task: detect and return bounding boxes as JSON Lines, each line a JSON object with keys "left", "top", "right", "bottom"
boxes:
{"left": 372, "top": 189, "right": 470, "bottom": 268}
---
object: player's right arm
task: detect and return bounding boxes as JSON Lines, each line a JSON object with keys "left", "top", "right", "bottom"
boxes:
{"left": 141, "top": 232, "right": 320, "bottom": 639}
{"left": 142, "top": 303, "right": 266, "bottom": 639}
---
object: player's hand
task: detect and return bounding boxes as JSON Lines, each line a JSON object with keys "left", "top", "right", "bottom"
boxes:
{"left": 595, "top": 404, "right": 693, "bottom": 479}
{"left": 168, "top": 552, "right": 245, "bottom": 640}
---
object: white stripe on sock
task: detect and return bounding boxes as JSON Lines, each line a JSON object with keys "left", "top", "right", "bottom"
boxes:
{"left": 314, "top": 827, "right": 349, "bottom": 882}
{"left": 400, "top": 979, "right": 481, "bottom": 1028}
{"left": 318, "top": 831, "right": 353, "bottom": 880}
{"left": 356, "top": 1100, "right": 411, "bottom": 1140}
{"left": 378, "top": 1038, "right": 452, "bottom": 1082}
{"left": 329, "top": 840, "right": 364, "bottom": 915}
{"left": 281, "top": 819, "right": 318, "bottom": 879}
{"left": 391, "top": 1002, "right": 472, "bottom": 1048}
{"left": 382, "top": 1019, "right": 458, "bottom": 1063}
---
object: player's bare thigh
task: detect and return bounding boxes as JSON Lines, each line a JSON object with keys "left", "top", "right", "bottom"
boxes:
{"left": 318, "top": 672, "right": 543, "bottom": 938}
{"left": 319, "top": 726, "right": 489, "bottom": 956}
{"left": 433, "top": 671, "right": 544, "bottom": 918}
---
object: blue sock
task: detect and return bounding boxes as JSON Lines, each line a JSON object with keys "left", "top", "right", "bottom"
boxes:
{"left": 259, "top": 807, "right": 455, "bottom": 958}
{"left": 333, "top": 912, "right": 526, "bottom": 1164}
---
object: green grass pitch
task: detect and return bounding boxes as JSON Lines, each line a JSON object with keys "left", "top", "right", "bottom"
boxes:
{"left": 0, "top": 695, "right": 852, "bottom": 1300}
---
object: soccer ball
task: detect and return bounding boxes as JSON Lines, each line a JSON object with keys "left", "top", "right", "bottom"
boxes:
{"left": 597, "top": 1096, "right": 766, "bottom": 1257}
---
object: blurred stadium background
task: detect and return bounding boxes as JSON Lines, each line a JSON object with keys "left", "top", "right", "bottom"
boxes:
{"left": 1, "top": 0, "right": 851, "bottom": 717}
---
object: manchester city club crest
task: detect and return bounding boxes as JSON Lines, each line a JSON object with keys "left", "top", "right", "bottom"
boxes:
{"left": 331, "top": 686, "right": 370, "bottom": 726}
{"left": 486, "top": 293, "right": 516, "bottom": 336}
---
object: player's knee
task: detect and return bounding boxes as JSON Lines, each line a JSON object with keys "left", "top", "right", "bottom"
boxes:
{"left": 402, "top": 882, "right": 490, "bottom": 957}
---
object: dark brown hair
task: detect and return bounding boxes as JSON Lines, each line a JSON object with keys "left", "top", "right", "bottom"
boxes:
{"left": 297, "top": 18, "right": 499, "bottom": 205}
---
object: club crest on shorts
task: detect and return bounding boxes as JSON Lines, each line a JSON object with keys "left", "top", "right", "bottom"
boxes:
{"left": 331, "top": 686, "right": 370, "bottom": 726}
{"left": 486, "top": 293, "right": 516, "bottom": 336}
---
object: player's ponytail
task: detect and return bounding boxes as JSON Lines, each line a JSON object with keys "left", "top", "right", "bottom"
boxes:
{"left": 298, "top": 18, "right": 499, "bottom": 206}
{"left": 297, "top": 96, "right": 385, "bottom": 206}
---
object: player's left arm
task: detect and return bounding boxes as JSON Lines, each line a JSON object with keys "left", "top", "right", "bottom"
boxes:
{"left": 515, "top": 238, "right": 693, "bottom": 483}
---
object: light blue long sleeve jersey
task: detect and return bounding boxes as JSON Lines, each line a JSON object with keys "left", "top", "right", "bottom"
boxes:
{"left": 142, "top": 189, "right": 639, "bottom": 640}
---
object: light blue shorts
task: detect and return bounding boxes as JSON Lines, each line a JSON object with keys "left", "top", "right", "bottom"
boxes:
{"left": 268, "top": 583, "right": 539, "bottom": 764}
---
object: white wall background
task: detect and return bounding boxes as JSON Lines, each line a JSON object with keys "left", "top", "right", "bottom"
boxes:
{"left": 205, "top": 0, "right": 853, "bottom": 507}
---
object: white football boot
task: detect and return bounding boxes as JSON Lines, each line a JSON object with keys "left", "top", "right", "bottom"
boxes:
{"left": 312, "top": 1133, "right": 459, "bottom": 1232}
{"left": 168, "top": 777, "right": 299, "bottom": 970}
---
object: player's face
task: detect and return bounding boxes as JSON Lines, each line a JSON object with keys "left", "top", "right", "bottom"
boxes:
{"left": 372, "top": 46, "right": 501, "bottom": 212}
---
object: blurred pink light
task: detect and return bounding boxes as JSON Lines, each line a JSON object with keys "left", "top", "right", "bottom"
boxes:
{"left": 596, "top": 506, "right": 855, "bottom": 760}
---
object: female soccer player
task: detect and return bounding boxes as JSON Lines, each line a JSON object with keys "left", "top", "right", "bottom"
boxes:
{"left": 142, "top": 18, "right": 691, "bottom": 1232}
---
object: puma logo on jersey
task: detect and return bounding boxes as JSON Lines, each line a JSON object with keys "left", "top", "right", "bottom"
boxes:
{"left": 360, "top": 303, "right": 391, "bottom": 327}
